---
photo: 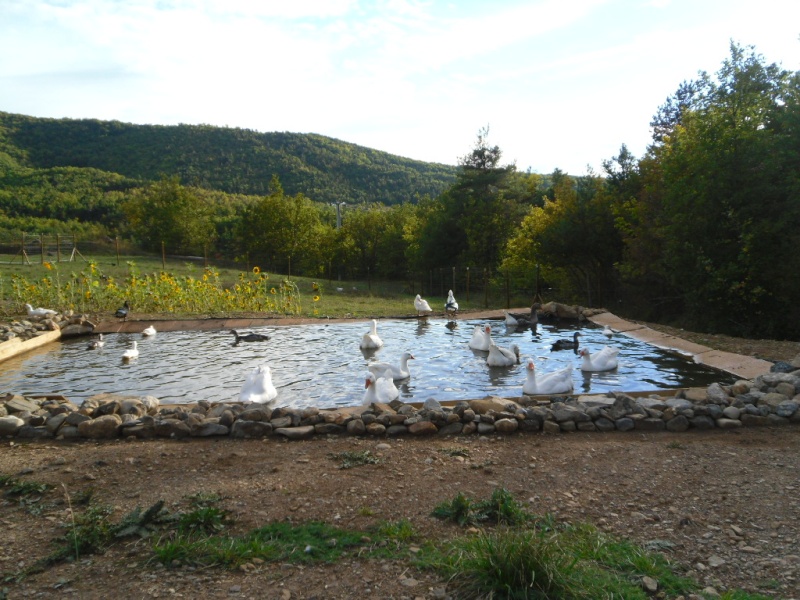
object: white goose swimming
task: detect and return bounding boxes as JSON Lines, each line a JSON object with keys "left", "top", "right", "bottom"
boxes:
{"left": 87, "top": 333, "right": 105, "bottom": 350}
{"left": 579, "top": 346, "right": 620, "bottom": 372}
{"left": 602, "top": 325, "right": 614, "bottom": 338}
{"left": 486, "top": 343, "right": 520, "bottom": 367}
{"left": 238, "top": 364, "right": 278, "bottom": 404}
{"left": 414, "top": 294, "right": 433, "bottom": 316}
{"left": 522, "top": 358, "right": 573, "bottom": 395}
{"left": 468, "top": 324, "right": 493, "bottom": 351}
{"left": 362, "top": 372, "right": 399, "bottom": 404}
{"left": 142, "top": 325, "right": 157, "bottom": 336}
{"left": 24, "top": 303, "right": 57, "bottom": 318}
{"left": 121, "top": 340, "right": 139, "bottom": 362}
{"left": 368, "top": 352, "right": 415, "bottom": 380}
{"left": 360, "top": 319, "right": 384, "bottom": 349}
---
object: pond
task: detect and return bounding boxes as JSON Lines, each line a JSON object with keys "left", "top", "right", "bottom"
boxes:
{"left": 0, "top": 318, "right": 735, "bottom": 409}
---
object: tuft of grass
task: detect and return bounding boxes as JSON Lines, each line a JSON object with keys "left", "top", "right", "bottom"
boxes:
{"left": 328, "top": 450, "right": 380, "bottom": 469}
{"left": 438, "top": 446, "right": 470, "bottom": 458}
{"left": 357, "top": 506, "right": 375, "bottom": 516}
{"left": 432, "top": 492, "right": 476, "bottom": 526}
{"left": 667, "top": 440, "right": 686, "bottom": 449}
{"left": 432, "top": 488, "right": 530, "bottom": 527}
{"left": 178, "top": 506, "right": 229, "bottom": 537}
{"left": 185, "top": 492, "right": 223, "bottom": 508}
{"left": 1, "top": 476, "right": 50, "bottom": 499}
{"left": 376, "top": 519, "right": 417, "bottom": 542}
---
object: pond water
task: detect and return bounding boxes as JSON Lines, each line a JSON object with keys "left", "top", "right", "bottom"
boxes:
{"left": 0, "top": 319, "right": 734, "bottom": 409}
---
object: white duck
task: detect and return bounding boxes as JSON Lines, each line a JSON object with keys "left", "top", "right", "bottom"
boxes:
{"left": 142, "top": 325, "right": 157, "bottom": 336}
{"left": 121, "top": 341, "right": 139, "bottom": 362}
{"left": 24, "top": 303, "right": 57, "bottom": 318}
{"left": 522, "top": 358, "right": 573, "bottom": 395}
{"left": 362, "top": 372, "right": 399, "bottom": 404}
{"left": 445, "top": 290, "right": 459, "bottom": 317}
{"left": 414, "top": 294, "right": 432, "bottom": 316}
{"left": 468, "top": 324, "right": 492, "bottom": 351}
{"left": 87, "top": 333, "right": 105, "bottom": 350}
{"left": 238, "top": 364, "right": 278, "bottom": 404}
{"left": 486, "top": 342, "right": 520, "bottom": 367}
{"left": 360, "top": 319, "right": 384, "bottom": 349}
{"left": 368, "top": 352, "right": 415, "bottom": 381}
{"left": 579, "top": 346, "right": 620, "bottom": 372}
{"left": 602, "top": 325, "right": 614, "bottom": 338}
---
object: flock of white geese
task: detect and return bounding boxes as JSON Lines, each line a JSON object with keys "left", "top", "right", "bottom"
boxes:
{"left": 75, "top": 290, "right": 620, "bottom": 406}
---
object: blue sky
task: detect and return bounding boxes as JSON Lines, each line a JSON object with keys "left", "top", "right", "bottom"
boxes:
{"left": 1, "top": 0, "right": 798, "bottom": 175}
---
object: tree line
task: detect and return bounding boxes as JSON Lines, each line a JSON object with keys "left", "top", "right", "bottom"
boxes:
{"left": 1, "top": 42, "right": 798, "bottom": 339}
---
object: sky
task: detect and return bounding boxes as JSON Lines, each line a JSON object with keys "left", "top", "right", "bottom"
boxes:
{"left": 1, "top": 0, "right": 799, "bottom": 175}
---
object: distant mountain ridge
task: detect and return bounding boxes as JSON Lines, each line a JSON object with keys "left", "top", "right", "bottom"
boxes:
{"left": 0, "top": 111, "right": 458, "bottom": 205}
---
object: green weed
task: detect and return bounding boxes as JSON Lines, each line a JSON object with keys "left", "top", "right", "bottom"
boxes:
{"left": 328, "top": 450, "right": 380, "bottom": 469}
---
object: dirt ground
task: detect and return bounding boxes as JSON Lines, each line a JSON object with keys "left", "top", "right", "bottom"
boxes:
{"left": 1, "top": 319, "right": 799, "bottom": 599}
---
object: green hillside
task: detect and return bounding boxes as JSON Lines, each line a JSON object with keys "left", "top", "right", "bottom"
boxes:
{"left": 0, "top": 111, "right": 457, "bottom": 204}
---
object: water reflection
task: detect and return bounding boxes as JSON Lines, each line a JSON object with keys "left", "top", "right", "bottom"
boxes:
{"left": 0, "top": 318, "right": 735, "bottom": 409}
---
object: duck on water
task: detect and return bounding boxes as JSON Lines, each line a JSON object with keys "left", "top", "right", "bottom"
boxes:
{"left": 230, "top": 330, "right": 271, "bottom": 345}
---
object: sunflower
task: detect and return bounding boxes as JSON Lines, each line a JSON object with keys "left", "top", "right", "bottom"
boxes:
{"left": 43, "top": 261, "right": 53, "bottom": 270}
{"left": 313, "top": 295, "right": 320, "bottom": 302}
{"left": 270, "top": 287, "right": 276, "bottom": 294}
{"left": 253, "top": 266, "right": 261, "bottom": 274}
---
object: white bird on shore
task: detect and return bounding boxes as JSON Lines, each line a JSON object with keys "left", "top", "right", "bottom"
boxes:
{"left": 24, "top": 303, "right": 57, "bottom": 318}
{"left": 360, "top": 319, "right": 384, "bottom": 349}
{"left": 368, "top": 352, "right": 415, "bottom": 380}
{"left": 142, "top": 325, "right": 156, "bottom": 336}
{"left": 522, "top": 358, "right": 573, "bottom": 395}
{"left": 362, "top": 372, "right": 399, "bottom": 404}
{"left": 486, "top": 342, "right": 520, "bottom": 367}
{"left": 238, "top": 364, "right": 278, "bottom": 404}
{"left": 414, "top": 294, "right": 432, "bottom": 316}
{"left": 122, "top": 341, "right": 139, "bottom": 362}
{"left": 468, "top": 324, "right": 493, "bottom": 351}
{"left": 579, "top": 346, "right": 620, "bottom": 372}
{"left": 445, "top": 290, "right": 459, "bottom": 318}
{"left": 602, "top": 325, "right": 614, "bottom": 337}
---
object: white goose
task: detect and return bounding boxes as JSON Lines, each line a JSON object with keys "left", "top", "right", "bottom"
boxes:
{"left": 468, "top": 324, "right": 492, "bottom": 351}
{"left": 121, "top": 341, "right": 139, "bottom": 362}
{"left": 238, "top": 364, "right": 278, "bottom": 404}
{"left": 414, "top": 294, "right": 433, "bottom": 316}
{"left": 360, "top": 319, "right": 384, "bottom": 349}
{"left": 142, "top": 325, "right": 157, "bottom": 336}
{"left": 362, "top": 372, "right": 399, "bottom": 404}
{"left": 602, "top": 325, "right": 614, "bottom": 338}
{"left": 87, "top": 333, "right": 105, "bottom": 350}
{"left": 579, "top": 346, "right": 620, "bottom": 372}
{"left": 24, "top": 303, "right": 57, "bottom": 318}
{"left": 368, "top": 352, "right": 415, "bottom": 380}
{"left": 445, "top": 290, "right": 459, "bottom": 317}
{"left": 522, "top": 358, "right": 573, "bottom": 395}
{"left": 486, "top": 343, "right": 520, "bottom": 367}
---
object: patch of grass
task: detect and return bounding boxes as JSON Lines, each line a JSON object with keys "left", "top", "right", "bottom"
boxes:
{"left": 432, "top": 491, "right": 476, "bottom": 527}
{"left": 718, "top": 592, "right": 779, "bottom": 600}
{"left": 426, "top": 519, "right": 698, "bottom": 600}
{"left": 376, "top": 519, "right": 417, "bottom": 542}
{"left": 178, "top": 506, "right": 229, "bottom": 537}
{"left": 438, "top": 446, "right": 470, "bottom": 458}
{"left": 357, "top": 506, "right": 375, "bottom": 516}
{"left": 328, "top": 450, "right": 380, "bottom": 469}
{"left": 185, "top": 492, "right": 224, "bottom": 508}
{"left": 1, "top": 476, "right": 51, "bottom": 499}
{"left": 667, "top": 440, "right": 686, "bottom": 449}
{"left": 432, "top": 488, "right": 530, "bottom": 527}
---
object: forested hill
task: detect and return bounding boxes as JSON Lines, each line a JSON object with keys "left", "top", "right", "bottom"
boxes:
{"left": 0, "top": 111, "right": 458, "bottom": 204}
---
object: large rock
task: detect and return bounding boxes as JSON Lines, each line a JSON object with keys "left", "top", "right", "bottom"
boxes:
{"left": 78, "top": 414, "right": 122, "bottom": 439}
{"left": 0, "top": 415, "right": 25, "bottom": 436}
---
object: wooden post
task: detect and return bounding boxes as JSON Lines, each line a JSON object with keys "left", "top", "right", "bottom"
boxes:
{"left": 40, "top": 234, "right": 45, "bottom": 264}
{"left": 367, "top": 266, "right": 371, "bottom": 293}
{"left": 204, "top": 244, "right": 208, "bottom": 268}
{"left": 452, "top": 266, "right": 456, "bottom": 295}
{"left": 56, "top": 234, "right": 61, "bottom": 263}
{"left": 161, "top": 241, "right": 166, "bottom": 270}
{"left": 466, "top": 267, "right": 470, "bottom": 302}
{"left": 115, "top": 237, "right": 120, "bottom": 266}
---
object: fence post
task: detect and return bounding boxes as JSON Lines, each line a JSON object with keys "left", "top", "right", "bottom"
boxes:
{"left": 161, "top": 241, "right": 166, "bottom": 270}
{"left": 466, "top": 267, "right": 470, "bottom": 302}
{"left": 452, "top": 266, "right": 456, "bottom": 295}
{"left": 483, "top": 268, "right": 489, "bottom": 308}
{"left": 204, "top": 244, "right": 208, "bottom": 268}
{"left": 115, "top": 237, "right": 120, "bottom": 266}
{"left": 56, "top": 234, "right": 61, "bottom": 263}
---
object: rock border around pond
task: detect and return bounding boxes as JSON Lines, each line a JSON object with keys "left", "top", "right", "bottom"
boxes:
{"left": 1, "top": 368, "right": 798, "bottom": 441}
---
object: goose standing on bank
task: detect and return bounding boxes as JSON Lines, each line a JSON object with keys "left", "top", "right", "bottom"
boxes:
{"left": 486, "top": 342, "right": 520, "bottom": 367}
{"left": 230, "top": 330, "right": 271, "bottom": 345}
{"left": 522, "top": 358, "right": 573, "bottom": 395}
{"left": 468, "top": 324, "right": 493, "bottom": 351}
{"left": 87, "top": 333, "right": 105, "bottom": 350}
{"left": 551, "top": 332, "right": 581, "bottom": 352}
{"left": 24, "top": 303, "right": 57, "bottom": 318}
{"left": 579, "top": 346, "right": 620, "bottom": 372}
{"left": 360, "top": 319, "right": 384, "bottom": 350}
{"left": 122, "top": 340, "right": 139, "bottom": 362}
{"left": 238, "top": 364, "right": 278, "bottom": 404}
{"left": 142, "top": 325, "right": 157, "bottom": 336}
{"left": 115, "top": 301, "right": 130, "bottom": 321}
{"left": 368, "top": 352, "right": 415, "bottom": 380}
{"left": 362, "top": 372, "right": 400, "bottom": 404}
{"left": 414, "top": 294, "right": 433, "bottom": 316}
{"left": 445, "top": 290, "right": 459, "bottom": 319}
